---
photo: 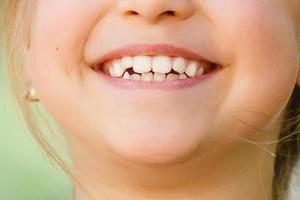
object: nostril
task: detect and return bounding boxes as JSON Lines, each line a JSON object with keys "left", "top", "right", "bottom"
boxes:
{"left": 125, "top": 10, "right": 139, "bottom": 16}
{"left": 158, "top": 10, "right": 176, "bottom": 19}
{"left": 124, "top": 10, "right": 176, "bottom": 18}
{"left": 164, "top": 10, "right": 175, "bottom": 16}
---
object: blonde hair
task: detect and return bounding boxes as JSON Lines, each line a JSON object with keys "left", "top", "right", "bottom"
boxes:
{"left": 1, "top": 1, "right": 85, "bottom": 198}
{"left": 1, "top": 1, "right": 300, "bottom": 200}
{"left": 1, "top": 0, "right": 76, "bottom": 193}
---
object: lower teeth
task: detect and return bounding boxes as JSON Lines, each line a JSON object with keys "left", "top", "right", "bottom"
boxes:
{"left": 120, "top": 71, "right": 198, "bottom": 82}
{"left": 97, "top": 63, "right": 218, "bottom": 81}
{"left": 117, "top": 66, "right": 211, "bottom": 82}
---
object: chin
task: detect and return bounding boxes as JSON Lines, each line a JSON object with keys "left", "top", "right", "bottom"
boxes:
{"left": 101, "top": 118, "right": 207, "bottom": 166}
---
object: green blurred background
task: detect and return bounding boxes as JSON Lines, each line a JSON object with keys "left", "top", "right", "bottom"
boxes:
{"left": 0, "top": 55, "right": 72, "bottom": 199}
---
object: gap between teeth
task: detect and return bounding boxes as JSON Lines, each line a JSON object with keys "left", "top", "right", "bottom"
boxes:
{"left": 104, "top": 55, "right": 208, "bottom": 81}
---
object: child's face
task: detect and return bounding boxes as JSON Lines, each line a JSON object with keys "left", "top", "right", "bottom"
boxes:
{"left": 26, "top": 1, "right": 300, "bottom": 164}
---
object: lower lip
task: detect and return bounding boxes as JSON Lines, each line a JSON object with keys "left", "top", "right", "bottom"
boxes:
{"left": 94, "top": 67, "right": 221, "bottom": 90}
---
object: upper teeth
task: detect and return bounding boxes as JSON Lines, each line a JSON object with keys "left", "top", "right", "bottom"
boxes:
{"left": 173, "top": 57, "right": 186, "bottom": 73}
{"left": 103, "top": 55, "right": 208, "bottom": 81}
{"left": 152, "top": 56, "right": 172, "bottom": 74}
{"left": 133, "top": 56, "right": 152, "bottom": 73}
{"left": 121, "top": 56, "right": 134, "bottom": 69}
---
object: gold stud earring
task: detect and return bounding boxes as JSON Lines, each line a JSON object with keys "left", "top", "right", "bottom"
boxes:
{"left": 24, "top": 83, "right": 40, "bottom": 103}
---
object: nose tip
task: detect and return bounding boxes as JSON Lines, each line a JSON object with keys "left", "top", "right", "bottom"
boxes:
{"left": 119, "top": 0, "right": 195, "bottom": 23}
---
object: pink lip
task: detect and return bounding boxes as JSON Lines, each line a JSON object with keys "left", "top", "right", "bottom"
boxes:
{"left": 91, "top": 43, "right": 221, "bottom": 90}
{"left": 91, "top": 43, "right": 213, "bottom": 67}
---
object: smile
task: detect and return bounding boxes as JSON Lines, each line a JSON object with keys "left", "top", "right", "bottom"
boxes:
{"left": 91, "top": 44, "right": 222, "bottom": 89}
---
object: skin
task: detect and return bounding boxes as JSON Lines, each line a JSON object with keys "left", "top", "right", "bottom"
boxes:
{"left": 24, "top": 0, "right": 300, "bottom": 199}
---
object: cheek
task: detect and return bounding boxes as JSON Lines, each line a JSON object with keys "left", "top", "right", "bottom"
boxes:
{"left": 212, "top": 0, "right": 299, "bottom": 131}
{"left": 30, "top": 1, "right": 112, "bottom": 73}
{"left": 27, "top": 1, "right": 113, "bottom": 138}
{"left": 28, "top": 1, "right": 111, "bottom": 115}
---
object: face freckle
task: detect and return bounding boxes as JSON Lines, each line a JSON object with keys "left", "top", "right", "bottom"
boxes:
{"left": 56, "top": 47, "right": 60, "bottom": 51}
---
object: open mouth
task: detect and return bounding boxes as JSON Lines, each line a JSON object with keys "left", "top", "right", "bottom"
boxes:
{"left": 92, "top": 55, "right": 219, "bottom": 82}
{"left": 90, "top": 44, "right": 222, "bottom": 89}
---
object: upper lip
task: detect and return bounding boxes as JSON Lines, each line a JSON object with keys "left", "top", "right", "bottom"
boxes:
{"left": 91, "top": 43, "right": 214, "bottom": 68}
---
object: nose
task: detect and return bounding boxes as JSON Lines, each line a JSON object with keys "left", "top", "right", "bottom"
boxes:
{"left": 118, "top": 0, "right": 195, "bottom": 24}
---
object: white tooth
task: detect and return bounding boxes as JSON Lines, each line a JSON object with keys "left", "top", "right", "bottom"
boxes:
{"left": 109, "top": 67, "right": 118, "bottom": 77}
{"left": 123, "top": 71, "right": 131, "bottom": 80}
{"left": 121, "top": 56, "right": 134, "bottom": 69}
{"left": 185, "top": 61, "right": 198, "bottom": 77}
{"left": 153, "top": 73, "right": 166, "bottom": 81}
{"left": 152, "top": 56, "right": 172, "bottom": 74}
{"left": 142, "top": 72, "right": 153, "bottom": 82}
{"left": 179, "top": 74, "right": 187, "bottom": 79}
{"left": 113, "top": 60, "right": 125, "bottom": 77}
{"left": 131, "top": 74, "right": 141, "bottom": 81}
{"left": 166, "top": 74, "right": 179, "bottom": 81}
{"left": 197, "top": 67, "right": 204, "bottom": 76}
{"left": 133, "top": 56, "right": 152, "bottom": 73}
{"left": 173, "top": 57, "right": 186, "bottom": 73}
